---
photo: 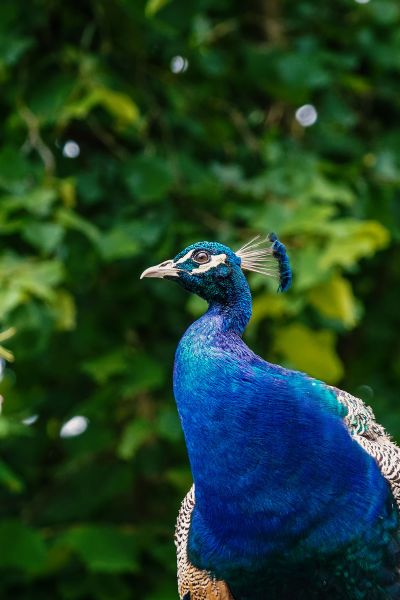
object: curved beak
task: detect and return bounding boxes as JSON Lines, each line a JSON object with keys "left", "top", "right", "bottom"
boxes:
{"left": 140, "top": 260, "right": 179, "bottom": 280}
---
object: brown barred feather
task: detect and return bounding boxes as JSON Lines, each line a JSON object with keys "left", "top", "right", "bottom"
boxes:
{"left": 175, "top": 386, "right": 400, "bottom": 598}
{"left": 333, "top": 387, "right": 400, "bottom": 506}
{"left": 175, "top": 486, "right": 233, "bottom": 600}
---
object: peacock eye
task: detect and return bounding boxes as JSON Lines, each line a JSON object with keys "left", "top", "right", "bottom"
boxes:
{"left": 192, "top": 250, "right": 211, "bottom": 264}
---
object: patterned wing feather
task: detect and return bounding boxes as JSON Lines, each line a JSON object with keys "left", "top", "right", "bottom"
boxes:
{"left": 175, "top": 486, "right": 233, "bottom": 600}
{"left": 333, "top": 387, "right": 400, "bottom": 506}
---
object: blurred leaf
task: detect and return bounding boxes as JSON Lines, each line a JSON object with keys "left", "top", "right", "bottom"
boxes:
{"left": 118, "top": 418, "right": 153, "bottom": 460}
{"left": 0, "top": 255, "right": 65, "bottom": 317}
{"left": 82, "top": 350, "right": 129, "bottom": 384}
{"left": 125, "top": 353, "right": 165, "bottom": 394}
{"left": 101, "top": 226, "right": 140, "bottom": 261}
{"left": 145, "top": 0, "right": 171, "bottom": 17}
{"left": 156, "top": 406, "right": 182, "bottom": 442}
{"left": 251, "top": 293, "right": 301, "bottom": 324}
{"left": 186, "top": 295, "right": 207, "bottom": 317}
{"left": 0, "top": 346, "right": 14, "bottom": 361}
{"left": 63, "top": 87, "right": 139, "bottom": 127}
{"left": 51, "top": 290, "right": 76, "bottom": 330}
{"left": 164, "top": 467, "right": 192, "bottom": 492}
{"left": 2, "top": 188, "right": 57, "bottom": 217}
{"left": 308, "top": 275, "right": 360, "bottom": 328}
{"left": 124, "top": 156, "right": 174, "bottom": 201}
{"left": 273, "top": 324, "right": 344, "bottom": 383}
{"left": 60, "top": 526, "right": 139, "bottom": 573}
{"left": 56, "top": 208, "right": 102, "bottom": 246}
{"left": 320, "top": 221, "right": 390, "bottom": 269}
{"left": 58, "top": 178, "right": 77, "bottom": 208}
{"left": 279, "top": 205, "right": 336, "bottom": 236}
{"left": 0, "top": 326, "right": 16, "bottom": 361}
{"left": 0, "top": 35, "right": 34, "bottom": 67}
{"left": 0, "top": 416, "right": 30, "bottom": 439}
{"left": 0, "top": 459, "right": 24, "bottom": 492}
{"left": 305, "top": 176, "right": 355, "bottom": 206}
{"left": 144, "top": 582, "right": 178, "bottom": 600}
{"left": 0, "top": 147, "right": 34, "bottom": 193}
{"left": 0, "top": 521, "right": 47, "bottom": 572}
{"left": 28, "top": 75, "right": 76, "bottom": 123}
{"left": 22, "top": 222, "right": 64, "bottom": 253}
{"left": 291, "top": 245, "right": 328, "bottom": 291}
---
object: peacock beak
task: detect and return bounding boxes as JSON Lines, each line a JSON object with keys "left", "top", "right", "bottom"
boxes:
{"left": 140, "top": 260, "right": 180, "bottom": 279}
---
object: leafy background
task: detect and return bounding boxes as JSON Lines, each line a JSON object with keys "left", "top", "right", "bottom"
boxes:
{"left": 0, "top": 0, "right": 400, "bottom": 598}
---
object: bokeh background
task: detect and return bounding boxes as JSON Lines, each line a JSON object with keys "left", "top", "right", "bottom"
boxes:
{"left": 1, "top": 0, "right": 400, "bottom": 598}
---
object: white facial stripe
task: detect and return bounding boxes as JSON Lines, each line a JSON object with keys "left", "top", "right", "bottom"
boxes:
{"left": 174, "top": 250, "right": 227, "bottom": 274}
{"left": 175, "top": 250, "right": 195, "bottom": 265}
{"left": 190, "top": 253, "right": 227, "bottom": 275}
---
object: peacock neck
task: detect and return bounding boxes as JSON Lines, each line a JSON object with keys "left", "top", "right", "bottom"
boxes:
{"left": 203, "top": 271, "right": 252, "bottom": 336}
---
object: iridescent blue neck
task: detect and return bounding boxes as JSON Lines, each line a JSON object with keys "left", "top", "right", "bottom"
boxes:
{"left": 203, "top": 269, "right": 252, "bottom": 336}
{"left": 204, "top": 278, "right": 252, "bottom": 336}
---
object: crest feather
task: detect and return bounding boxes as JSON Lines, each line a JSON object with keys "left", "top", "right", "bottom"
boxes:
{"left": 236, "top": 233, "right": 292, "bottom": 292}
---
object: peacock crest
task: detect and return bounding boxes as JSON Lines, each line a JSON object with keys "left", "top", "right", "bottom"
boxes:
{"left": 236, "top": 233, "right": 292, "bottom": 292}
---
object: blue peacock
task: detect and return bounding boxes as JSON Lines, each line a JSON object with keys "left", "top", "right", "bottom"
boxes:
{"left": 141, "top": 234, "right": 400, "bottom": 600}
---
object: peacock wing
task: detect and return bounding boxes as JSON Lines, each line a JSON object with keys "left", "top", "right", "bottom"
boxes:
{"left": 175, "top": 485, "right": 233, "bottom": 600}
{"left": 332, "top": 386, "right": 400, "bottom": 507}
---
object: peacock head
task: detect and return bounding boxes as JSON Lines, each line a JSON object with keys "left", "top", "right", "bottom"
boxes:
{"left": 140, "top": 234, "right": 292, "bottom": 304}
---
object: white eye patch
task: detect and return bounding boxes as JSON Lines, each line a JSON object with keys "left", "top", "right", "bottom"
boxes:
{"left": 175, "top": 251, "right": 227, "bottom": 274}
{"left": 175, "top": 250, "right": 198, "bottom": 265}
{"left": 191, "top": 253, "right": 227, "bottom": 274}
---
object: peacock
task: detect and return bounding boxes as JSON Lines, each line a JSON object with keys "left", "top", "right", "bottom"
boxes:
{"left": 141, "top": 234, "right": 400, "bottom": 600}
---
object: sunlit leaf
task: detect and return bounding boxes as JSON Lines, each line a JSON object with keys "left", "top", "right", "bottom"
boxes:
{"left": 0, "top": 287, "right": 24, "bottom": 316}
{"left": 320, "top": 221, "right": 390, "bottom": 269}
{"left": 0, "top": 416, "right": 30, "bottom": 439}
{"left": 63, "top": 87, "right": 139, "bottom": 127}
{"left": 251, "top": 293, "right": 302, "bottom": 324}
{"left": 308, "top": 274, "right": 360, "bottom": 328}
{"left": 145, "top": 0, "right": 172, "bottom": 17}
{"left": 0, "top": 255, "right": 65, "bottom": 316}
{"left": 2, "top": 188, "right": 57, "bottom": 216}
{"left": 291, "top": 245, "right": 328, "bottom": 291}
{"left": 51, "top": 290, "right": 76, "bottom": 330}
{"left": 305, "top": 175, "right": 355, "bottom": 206}
{"left": 273, "top": 324, "right": 344, "bottom": 383}
{"left": 57, "top": 178, "right": 76, "bottom": 208}
{"left": 279, "top": 205, "right": 336, "bottom": 235}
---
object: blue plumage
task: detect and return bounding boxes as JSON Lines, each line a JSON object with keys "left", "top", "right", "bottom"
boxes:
{"left": 141, "top": 237, "right": 400, "bottom": 600}
{"left": 268, "top": 232, "right": 292, "bottom": 292}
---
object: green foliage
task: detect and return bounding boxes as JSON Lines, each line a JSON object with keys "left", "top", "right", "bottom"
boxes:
{"left": 0, "top": 521, "right": 47, "bottom": 573}
{"left": 0, "top": 0, "right": 400, "bottom": 597}
{"left": 59, "top": 525, "right": 139, "bottom": 573}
